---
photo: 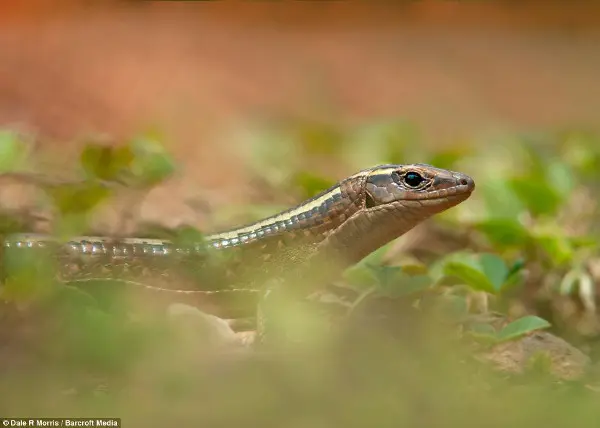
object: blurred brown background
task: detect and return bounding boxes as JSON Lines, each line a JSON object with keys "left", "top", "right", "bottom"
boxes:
{"left": 0, "top": 1, "right": 599, "bottom": 225}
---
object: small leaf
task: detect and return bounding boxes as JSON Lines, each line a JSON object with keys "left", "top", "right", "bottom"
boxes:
{"left": 45, "top": 181, "right": 113, "bottom": 237}
{"left": 506, "top": 258, "right": 526, "bottom": 280}
{"left": 366, "top": 264, "right": 432, "bottom": 298}
{"left": 347, "top": 241, "right": 394, "bottom": 271}
{"left": 440, "top": 253, "right": 512, "bottom": 294}
{"left": 343, "top": 264, "right": 379, "bottom": 289}
{"left": 468, "top": 322, "right": 497, "bottom": 337}
{"left": 367, "top": 264, "right": 403, "bottom": 288}
{"left": 80, "top": 143, "right": 134, "bottom": 182}
{"left": 80, "top": 144, "right": 108, "bottom": 178}
{"left": 382, "top": 274, "right": 432, "bottom": 298}
{"left": 501, "top": 259, "right": 527, "bottom": 291}
{"left": 1, "top": 246, "right": 57, "bottom": 301}
{"left": 474, "top": 218, "right": 530, "bottom": 247}
{"left": 0, "top": 130, "right": 30, "bottom": 172}
{"left": 479, "top": 253, "right": 509, "bottom": 293}
{"left": 46, "top": 181, "right": 112, "bottom": 215}
{"left": 343, "top": 242, "right": 396, "bottom": 288}
{"left": 466, "top": 322, "right": 499, "bottom": 344}
{"left": 128, "top": 136, "right": 176, "bottom": 186}
{"left": 443, "top": 258, "right": 496, "bottom": 294}
{"left": 496, "top": 316, "right": 551, "bottom": 343}
{"left": 507, "top": 177, "right": 563, "bottom": 217}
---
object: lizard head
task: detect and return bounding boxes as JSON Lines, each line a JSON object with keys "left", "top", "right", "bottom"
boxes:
{"left": 362, "top": 163, "right": 475, "bottom": 211}
{"left": 321, "top": 163, "right": 475, "bottom": 264}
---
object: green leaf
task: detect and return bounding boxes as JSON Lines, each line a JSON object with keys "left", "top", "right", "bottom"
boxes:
{"left": 367, "top": 265, "right": 403, "bottom": 288}
{"left": 474, "top": 218, "right": 530, "bottom": 248}
{"left": 46, "top": 181, "right": 112, "bottom": 215}
{"left": 343, "top": 241, "right": 430, "bottom": 295}
{"left": 501, "top": 258, "right": 526, "bottom": 291}
{"left": 506, "top": 258, "right": 526, "bottom": 280}
{"left": 379, "top": 273, "right": 432, "bottom": 298}
{"left": 1, "top": 245, "right": 57, "bottom": 301}
{"left": 507, "top": 177, "right": 563, "bottom": 217}
{"left": 442, "top": 255, "right": 497, "bottom": 294}
{"left": 342, "top": 264, "right": 379, "bottom": 289}
{"left": 348, "top": 241, "right": 393, "bottom": 271}
{"left": 363, "top": 264, "right": 432, "bottom": 297}
{"left": 128, "top": 136, "right": 176, "bottom": 186}
{"left": 440, "top": 253, "right": 511, "bottom": 294}
{"left": 496, "top": 316, "right": 551, "bottom": 343}
{"left": 80, "top": 143, "right": 134, "bottom": 182}
{"left": 44, "top": 180, "right": 113, "bottom": 238}
{"left": 466, "top": 322, "right": 499, "bottom": 344}
{"left": 0, "top": 130, "right": 30, "bottom": 172}
{"left": 468, "top": 322, "right": 497, "bottom": 337}
{"left": 343, "top": 242, "right": 395, "bottom": 288}
{"left": 479, "top": 253, "right": 509, "bottom": 293}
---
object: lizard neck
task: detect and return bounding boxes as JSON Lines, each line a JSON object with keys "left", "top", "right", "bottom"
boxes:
{"left": 205, "top": 176, "right": 366, "bottom": 251}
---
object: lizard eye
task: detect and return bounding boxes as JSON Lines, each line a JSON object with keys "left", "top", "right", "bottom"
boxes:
{"left": 403, "top": 171, "right": 425, "bottom": 188}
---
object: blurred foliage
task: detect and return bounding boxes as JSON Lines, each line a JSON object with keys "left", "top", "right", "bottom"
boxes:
{"left": 2, "top": 123, "right": 600, "bottom": 423}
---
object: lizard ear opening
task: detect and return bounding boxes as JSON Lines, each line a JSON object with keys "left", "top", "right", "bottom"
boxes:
{"left": 365, "top": 191, "right": 377, "bottom": 209}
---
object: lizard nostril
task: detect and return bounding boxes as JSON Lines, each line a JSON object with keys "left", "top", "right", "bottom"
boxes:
{"left": 456, "top": 175, "right": 475, "bottom": 190}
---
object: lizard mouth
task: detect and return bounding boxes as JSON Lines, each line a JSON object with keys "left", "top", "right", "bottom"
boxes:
{"left": 427, "top": 178, "right": 475, "bottom": 201}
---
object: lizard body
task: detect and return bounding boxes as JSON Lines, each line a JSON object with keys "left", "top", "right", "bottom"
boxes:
{"left": 1, "top": 164, "right": 475, "bottom": 327}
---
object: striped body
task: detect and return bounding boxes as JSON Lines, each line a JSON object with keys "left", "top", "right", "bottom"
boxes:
{"left": 4, "top": 166, "right": 364, "bottom": 259}
{"left": 1, "top": 164, "right": 475, "bottom": 318}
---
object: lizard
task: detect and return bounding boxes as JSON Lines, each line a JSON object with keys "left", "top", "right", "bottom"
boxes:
{"left": 1, "top": 163, "right": 475, "bottom": 341}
